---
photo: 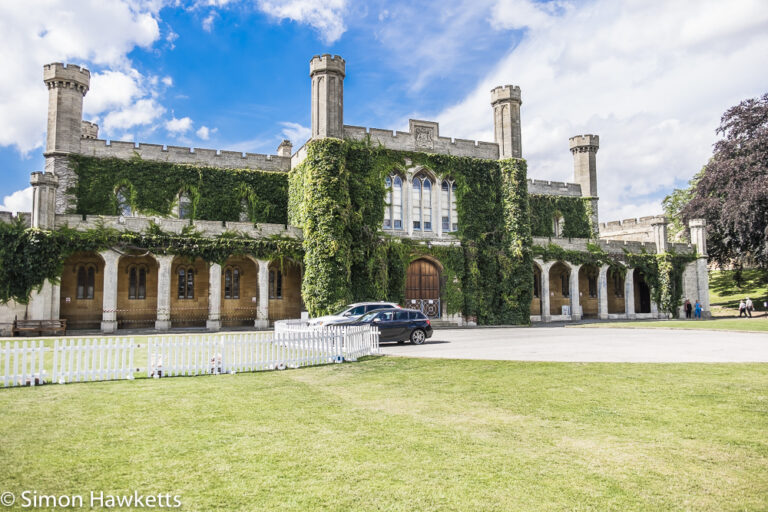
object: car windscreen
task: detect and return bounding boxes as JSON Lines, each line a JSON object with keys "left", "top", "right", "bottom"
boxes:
{"left": 359, "top": 311, "right": 380, "bottom": 323}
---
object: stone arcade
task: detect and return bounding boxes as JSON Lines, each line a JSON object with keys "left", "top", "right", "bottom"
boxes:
{"left": 0, "top": 55, "right": 711, "bottom": 334}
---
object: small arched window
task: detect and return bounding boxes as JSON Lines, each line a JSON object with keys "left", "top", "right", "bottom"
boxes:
{"left": 76, "top": 265, "right": 96, "bottom": 300}
{"left": 383, "top": 175, "right": 403, "bottom": 230}
{"left": 412, "top": 174, "right": 433, "bottom": 231}
{"left": 178, "top": 192, "right": 192, "bottom": 219}
{"left": 553, "top": 214, "right": 564, "bottom": 237}
{"left": 561, "top": 270, "right": 570, "bottom": 297}
{"left": 128, "top": 265, "right": 147, "bottom": 300}
{"left": 224, "top": 266, "right": 241, "bottom": 299}
{"left": 116, "top": 187, "right": 132, "bottom": 217}
{"left": 441, "top": 180, "right": 458, "bottom": 232}
{"left": 177, "top": 267, "right": 195, "bottom": 299}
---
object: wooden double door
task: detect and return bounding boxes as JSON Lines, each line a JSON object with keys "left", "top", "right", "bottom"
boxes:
{"left": 406, "top": 259, "right": 440, "bottom": 317}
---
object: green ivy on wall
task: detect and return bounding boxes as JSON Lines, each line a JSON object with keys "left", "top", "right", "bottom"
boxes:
{"left": 529, "top": 195, "right": 592, "bottom": 238}
{"left": 0, "top": 219, "right": 302, "bottom": 305}
{"left": 70, "top": 155, "right": 289, "bottom": 224}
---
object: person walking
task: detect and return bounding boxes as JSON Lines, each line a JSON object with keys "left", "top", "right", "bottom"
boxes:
{"left": 739, "top": 299, "right": 747, "bottom": 318}
{"left": 694, "top": 300, "right": 702, "bottom": 320}
{"left": 745, "top": 297, "right": 753, "bottom": 318}
{"left": 685, "top": 299, "right": 692, "bottom": 319}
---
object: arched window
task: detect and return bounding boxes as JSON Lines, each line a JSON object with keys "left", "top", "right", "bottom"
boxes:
{"left": 224, "top": 267, "right": 241, "bottom": 299}
{"left": 553, "top": 214, "right": 564, "bottom": 237}
{"left": 412, "top": 174, "right": 433, "bottom": 231}
{"left": 116, "top": 187, "right": 132, "bottom": 217}
{"left": 383, "top": 175, "right": 403, "bottom": 230}
{"left": 178, "top": 192, "right": 192, "bottom": 219}
{"left": 612, "top": 270, "right": 624, "bottom": 298}
{"left": 128, "top": 265, "right": 147, "bottom": 300}
{"left": 561, "top": 270, "right": 570, "bottom": 297}
{"left": 76, "top": 265, "right": 96, "bottom": 300}
{"left": 177, "top": 267, "right": 194, "bottom": 299}
{"left": 533, "top": 270, "right": 540, "bottom": 298}
{"left": 441, "top": 180, "right": 458, "bottom": 232}
{"left": 588, "top": 271, "right": 597, "bottom": 298}
{"left": 269, "top": 269, "right": 283, "bottom": 299}
{"left": 239, "top": 198, "right": 249, "bottom": 222}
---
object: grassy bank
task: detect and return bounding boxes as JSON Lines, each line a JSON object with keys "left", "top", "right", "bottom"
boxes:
{"left": 573, "top": 317, "right": 768, "bottom": 332}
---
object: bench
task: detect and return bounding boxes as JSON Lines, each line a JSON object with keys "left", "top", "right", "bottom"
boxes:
{"left": 12, "top": 319, "right": 67, "bottom": 337}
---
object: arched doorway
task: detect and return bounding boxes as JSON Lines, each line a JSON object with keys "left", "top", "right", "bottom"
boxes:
{"left": 531, "top": 264, "right": 542, "bottom": 316}
{"left": 548, "top": 261, "right": 570, "bottom": 316}
{"left": 221, "top": 256, "right": 259, "bottom": 327}
{"left": 607, "top": 267, "right": 625, "bottom": 314}
{"left": 578, "top": 265, "right": 599, "bottom": 318}
{"left": 634, "top": 270, "right": 651, "bottom": 314}
{"left": 406, "top": 258, "right": 441, "bottom": 317}
{"left": 117, "top": 254, "right": 158, "bottom": 329}
{"left": 268, "top": 260, "right": 303, "bottom": 323}
{"left": 60, "top": 252, "right": 104, "bottom": 330}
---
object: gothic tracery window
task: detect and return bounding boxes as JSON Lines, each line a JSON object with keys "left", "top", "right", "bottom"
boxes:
{"left": 441, "top": 179, "right": 458, "bottom": 232}
{"left": 116, "top": 187, "right": 132, "bottom": 217}
{"left": 412, "top": 174, "right": 433, "bottom": 231}
{"left": 178, "top": 192, "right": 192, "bottom": 219}
{"left": 383, "top": 175, "right": 403, "bottom": 230}
{"left": 553, "top": 214, "right": 564, "bottom": 237}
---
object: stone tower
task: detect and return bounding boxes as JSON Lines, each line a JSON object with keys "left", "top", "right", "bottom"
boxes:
{"left": 43, "top": 62, "right": 90, "bottom": 213}
{"left": 490, "top": 85, "right": 522, "bottom": 159}
{"left": 310, "top": 54, "right": 345, "bottom": 139}
{"left": 569, "top": 134, "right": 599, "bottom": 198}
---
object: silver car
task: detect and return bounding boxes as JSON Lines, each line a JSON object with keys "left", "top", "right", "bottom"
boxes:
{"left": 308, "top": 302, "right": 401, "bottom": 327}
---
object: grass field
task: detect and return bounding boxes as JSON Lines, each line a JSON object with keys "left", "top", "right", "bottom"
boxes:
{"left": 710, "top": 269, "right": 768, "bottom": 315}
{"left": 1, "top": 357, "right": 766, "bottom": 511}
{"left": 573, "top": 317, "right": 768, "bottom": 332}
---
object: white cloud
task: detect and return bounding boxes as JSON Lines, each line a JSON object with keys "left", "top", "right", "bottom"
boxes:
{"left": 0, "top": 0, "right": 168, "bottom": 154}
{"left": 165, "top": 116, "right": 193, "bottom": 135}
{"left": 436, "top": 0, "right": 768, "bottom": 221}
{"left": 162, "top": 76, "right": 173, "bottom": 86}
{"left": 280, "top": 122, "right": 310, "bottom": 146}
{"left": 104, "top": 99, "right": 166, "bottom": 133}
{"left": 0, "top": 187, "right": 33, "bottom": 214}
{"left": 202, "top": 11, "right": 217, "bottom": 32}
{"left": 196, "top": 125, "right": 214, "bottom": 140}
{"left": 257, "top": 0, "right": 347, "bottom": 44}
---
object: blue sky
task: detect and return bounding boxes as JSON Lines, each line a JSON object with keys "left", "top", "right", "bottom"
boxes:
{"left": 1, "top": 0, "right": 767, "bottom": 222}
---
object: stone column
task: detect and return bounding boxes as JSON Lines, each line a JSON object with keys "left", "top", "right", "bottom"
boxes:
{"left": 405, "top": 177, "right": 414, "bottom": 236}
{"left": 624, "top": 268, "right": 635, "bottom": 319}
{"left": 100, "top": 249, "right": 120, "bottom": 333}
{"left": 540, "top": 260, "right": 554, "bottom": 322}
{"left": 598, "top": 264, "right": 610, "bottom": 319}
{"left": 155, "top": 255, "right": 174, "bottom": 330}
{"left": 255, "top": 260, "right": 270, "bottom": 328}
{"left": 207, "top": 263, "right": 222, "bottom": 331}
{"left": 569, "top": 263, "right": 581, "bottom": 321}
{"left": 689, "top": 219, "right": 711, "bottom": 318}
{"left": 651, "top": 216, "right": 668, "bottom": 254}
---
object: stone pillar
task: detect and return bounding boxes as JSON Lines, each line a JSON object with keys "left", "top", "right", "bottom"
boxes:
{"left": 598, "top": 264, "right": 610, "bottom": 319}
{"left": 27, "top": 282, "right": 55, "bottom": 320}
{"left": 310, "top": 54, "right": 345, "bottom": 139}
{"left": 624, "top": 268, "right": 635, "bottom": 319}
{"left": 30, "top": 172, "right": 58, "bottom": 229}
{"left": 405, "top": 177, "right": 414, "bottom": 236}
{"left": 491, "top": 85, "right": 522, "bottom": 159}
{"left": 689, "top": 219, "right": 710, "bottom": 318}
{"left": 207, "top": 263, "right": 222, "bottom": 331}
{"left": 569, "top": 263, "right": 581, "bottom": 321}
{"left": 155, "top": 255, "right": 174, "bottom": 330}
{"left": 651, "top": 216, "right": 668, "bottom": 254}
{"left": 540, "top": 261, "right": 554, "bottom": 322}
{"left": 255, "top": 260, "right": 270, "bottom": 328}
{"left": 100, "top": 250, "right": 120, "bottom": 333}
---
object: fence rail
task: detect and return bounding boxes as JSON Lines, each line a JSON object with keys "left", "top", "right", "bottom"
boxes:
{"left": 1, "top": 325, "right": 379, "bottom": 388}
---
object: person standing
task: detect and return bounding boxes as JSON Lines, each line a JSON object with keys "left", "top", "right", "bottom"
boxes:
{"left": 685, "top": 299, "right": 692, "bottom": 319}
{"left": 745, "top": 297, "right": 753, "bottom": 318}
{"left": 739, "top": 299, "right": 747, "bottom": 318}
{"left": 694, "top": 300, "right": 702, "bottom": 319}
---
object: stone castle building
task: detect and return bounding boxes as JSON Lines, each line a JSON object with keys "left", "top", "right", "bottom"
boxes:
{"left": 0, "top": 55, "right": 711, "bottom": 334}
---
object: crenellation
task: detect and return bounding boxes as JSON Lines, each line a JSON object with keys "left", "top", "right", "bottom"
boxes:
{"left": 526, "top": 179, "right": 582, "bottom": 197}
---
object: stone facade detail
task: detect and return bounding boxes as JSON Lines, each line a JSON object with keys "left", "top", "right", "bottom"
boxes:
{"left": 310, "top": 54, "right": 345, "bottom": 139}
{"left": 491, "top": 85, "right": 522, "bottom": 159}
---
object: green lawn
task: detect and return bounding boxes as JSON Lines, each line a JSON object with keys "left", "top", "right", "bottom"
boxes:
{"left": 710, "top": 268, "right": 768, "bottom": 314}
{"left": 573, "top": 317, "right": 768, "bottom": 332}
{"left": 1, "top": 357, "right": 766, "bottom": 511}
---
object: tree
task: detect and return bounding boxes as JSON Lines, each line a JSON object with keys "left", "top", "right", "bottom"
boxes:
{"left": 682, "top": 93, "right": 768, "bottom": 271}
{"left": 662, "top": 170, "right": 700, "bottom": 241}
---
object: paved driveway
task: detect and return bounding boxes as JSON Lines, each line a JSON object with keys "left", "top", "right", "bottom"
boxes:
{"left": 379, "top": 327, "right": 768, "bottom": 362}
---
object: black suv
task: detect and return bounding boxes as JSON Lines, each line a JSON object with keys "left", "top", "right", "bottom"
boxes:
{"left": 337, "top": 307, "right": 433, "bottom": 344}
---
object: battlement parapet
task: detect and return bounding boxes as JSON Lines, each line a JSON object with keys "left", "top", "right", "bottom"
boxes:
{"left": 81, "top": 121, "right": 99, "bottom": 139}
{"left": 53, "top": 214, "right": 303, "bottom": 239}
{"left": 0, "top": 211, "right": 31, "bottom": 227}
{"left": 79, "top": 139, "right": 291, "bottom": 171}
{"left": 343, "top": 121, "right": 499, "bottom": 160}
{"left": 569, "top": 134, "right": 599, "bottom": 152}
{"left": 490, "top": 84, "right": 522, "bottom": 104}
{"left": 599, "top": 215, "right": 663, "bottom": 231}
{"left": 310, "top": 54, "right": 346, "bottom": 77}
{"left": 43, "top": 63, "right": 90, "bottom": 93}
{"left": 527, "top": 179, "right": 582, "bottom": 197}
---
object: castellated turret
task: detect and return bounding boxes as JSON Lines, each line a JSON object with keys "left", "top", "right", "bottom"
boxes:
{"left": 568, "top": 134, "right": 599, "bottom": 198}
{"left": 310, "top": 54, "right": 345, "bottom": 139}
{"left": 43, "top": 63, "right": 90, "bottom": 154}
{"left": 490, "top": 85, "right": 522, "bottom": 159}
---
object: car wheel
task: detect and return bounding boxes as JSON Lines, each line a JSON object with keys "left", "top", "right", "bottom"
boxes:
{"left": 410, "top": 329, "right": 426, "bottom": 345}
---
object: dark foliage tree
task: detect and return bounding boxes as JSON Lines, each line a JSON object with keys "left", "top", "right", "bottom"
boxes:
{"left": 682, "top": 93, "right": 768, "bottom": 272}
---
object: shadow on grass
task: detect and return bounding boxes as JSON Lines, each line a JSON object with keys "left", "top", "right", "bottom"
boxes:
{"left": 709, "top": 269, "right": 768, "bottom": 309}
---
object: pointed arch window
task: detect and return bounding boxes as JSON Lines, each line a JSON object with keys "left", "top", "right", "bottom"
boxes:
{"left": 116, "top": 187, "right": 132, "bottom": 217}
{"left": 553, "top": 214, "right": 564, "bottom": 237}
{"left": 178, "top": 192, "right": 192, "bottom": 219}
{"left": 412, "top": 174, "right": 433, "bottom": 231}
{"left": 441, "top": 180, "right": 458, "bottom": 232}
{"left": 383, "top": 175, "right": 403, "bottom": 230}
{"left": 76, "top": 265, "right": 96, "bottom": 300}
{"left": 128, "top": 265, "right": 147, "bottom": 300}
{"left": 224, "top": 266, "right": 241, "bottom": 299}
{"left": 177, "top": 267, "right": 195, "bottom": 299}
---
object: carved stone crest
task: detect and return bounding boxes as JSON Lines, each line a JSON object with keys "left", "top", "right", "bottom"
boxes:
{"left": 414, "top": 126, "right": 434, "bottom": 149}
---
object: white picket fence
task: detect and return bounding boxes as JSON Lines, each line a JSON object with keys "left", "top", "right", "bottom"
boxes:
{"left": 1, "top": 325, "right": 379, "bottom": 388}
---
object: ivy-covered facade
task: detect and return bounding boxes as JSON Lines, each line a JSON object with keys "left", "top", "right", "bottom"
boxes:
{"left": 0, "top": 55, "right": 712, "bottom": 334}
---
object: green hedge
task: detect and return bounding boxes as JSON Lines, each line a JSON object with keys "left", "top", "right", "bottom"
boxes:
{"left": 70, "top": 155, "right": 289, "bottom": 224}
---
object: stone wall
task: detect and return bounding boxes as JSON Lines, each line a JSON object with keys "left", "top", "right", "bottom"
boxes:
{"left": 599, "top": 216, "right": 662, "bottom": 242}
{"left": 526, "top": 179, "right": 582, "bottom": 197}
